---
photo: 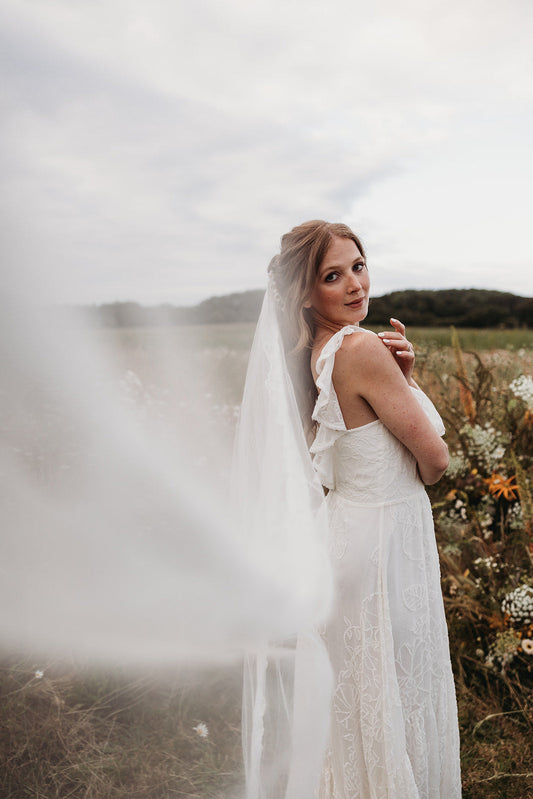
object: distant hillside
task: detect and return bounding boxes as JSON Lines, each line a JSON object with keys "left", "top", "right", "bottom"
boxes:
{"left": 82, "top": 288, "right": 532, "bottom": 329}
{"left": 365, "top": 289, "right": 532, "bottom": 328}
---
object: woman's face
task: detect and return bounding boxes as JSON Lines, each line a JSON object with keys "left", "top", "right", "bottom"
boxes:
{"left": 305, "top": 236, "right": 370, "bottom": 326}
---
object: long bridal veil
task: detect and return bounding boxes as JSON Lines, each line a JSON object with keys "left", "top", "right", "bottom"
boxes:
{"left": 0, "top": 292, "right": 326, "bottom": 664}
{"left": 1, "top": 279, "right": 334, "bottom": 795}
{"left": 233, "top": 283, "right": 334, "bottom": 798}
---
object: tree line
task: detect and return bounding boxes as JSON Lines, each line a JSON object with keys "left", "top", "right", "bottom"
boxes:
{"left": 80, "top": 288, "right": 532, "bottom": 329}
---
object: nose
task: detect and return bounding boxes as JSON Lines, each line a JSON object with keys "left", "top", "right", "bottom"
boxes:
{"left": 348, "top": 271, "right": 362, "bottom": 292}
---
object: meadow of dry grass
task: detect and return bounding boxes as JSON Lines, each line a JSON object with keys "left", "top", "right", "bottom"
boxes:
{"left": 0, "top": 657, "right": 244, "bottom": 798}
{"left": 1, "top": 324, "right": 532, "bottom": 798}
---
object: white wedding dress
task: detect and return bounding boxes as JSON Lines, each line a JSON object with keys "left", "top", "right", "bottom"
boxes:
{"left": 310, "top": 327, "right": 462, "bottom": 799}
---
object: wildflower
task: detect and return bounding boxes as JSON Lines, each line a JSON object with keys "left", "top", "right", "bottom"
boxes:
{"left": 446, "top": 453, "right": 467, "bottom": 479}
{"left": 34, "top": 670, "right": 44, "bottom": 679}
{"left": 501, "top": 585, "right": 533, "bottom": 626}
{"left": 510, "top": 375, "right": 533, "bottom": 408}
{"left": 484, "top": 473, "right": 518, "bottom": 501}
{"left": 461, "top": 423, "right": 509, "bottom": 472}
{"left": 486, "top": 629, "right": 522, "bottom": 673}
{"left": 508, "top": 502, "right": 524, "bottom": 531}
{"left": 522, "top": 638, "right": 533, "bottom": 655}
{"left": 473, "top": 555, "right": 501, "bottom": 574}
{"left": 192, "top": 722, "right": 209, "bottom": 738}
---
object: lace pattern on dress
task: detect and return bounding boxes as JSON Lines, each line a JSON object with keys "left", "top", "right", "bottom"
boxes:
{"left": 320, "top": 499, "right": 461, "bottom": 798}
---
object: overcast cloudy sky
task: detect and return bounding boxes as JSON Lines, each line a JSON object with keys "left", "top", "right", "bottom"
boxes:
{"left": 2, "top": 0, "right": 532, "bottom": 305}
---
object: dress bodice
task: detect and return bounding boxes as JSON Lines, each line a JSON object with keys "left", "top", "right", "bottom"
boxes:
{"left": 310, "top": 326, "right": 445, "bottom": 499}
{"left": 330, "top": 420, "right": 421, "bottom": 505}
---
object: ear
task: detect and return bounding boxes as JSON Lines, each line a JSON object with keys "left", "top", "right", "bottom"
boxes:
{"left": 303, "top": 297, "right": 313, "bottom": 309}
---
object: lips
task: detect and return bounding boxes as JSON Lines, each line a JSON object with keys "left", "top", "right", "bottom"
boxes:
{"left": 345, "top": 297, "right": 365, "bottom": 308}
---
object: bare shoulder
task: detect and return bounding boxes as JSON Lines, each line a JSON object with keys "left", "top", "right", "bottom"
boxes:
{"left": 333, "top": 327, "right": 393, "bottom": 378}
{"left": 335, "top": 327, "right": 380, "bottom": 357}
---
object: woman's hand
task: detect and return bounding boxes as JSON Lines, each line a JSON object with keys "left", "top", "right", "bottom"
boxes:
{"left": 377, "top": 318, "right": 415, "bottom": 384}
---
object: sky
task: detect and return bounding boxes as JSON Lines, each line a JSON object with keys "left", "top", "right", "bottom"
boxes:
{"left": 1, "top": 0, "right": 532, "bottom": 306}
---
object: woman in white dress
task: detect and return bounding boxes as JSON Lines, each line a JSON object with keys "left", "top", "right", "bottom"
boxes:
{"left": 239, "top": 220, "right": 461, "bottom": 798}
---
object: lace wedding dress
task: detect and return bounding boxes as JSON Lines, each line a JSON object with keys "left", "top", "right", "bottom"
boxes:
{"left": 310, "top": 326, "right": 462, "bottom": 799}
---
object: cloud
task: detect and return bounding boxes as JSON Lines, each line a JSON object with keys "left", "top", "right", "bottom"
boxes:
{"left": 1, "top": 0, "right": 532, "bottom": 303}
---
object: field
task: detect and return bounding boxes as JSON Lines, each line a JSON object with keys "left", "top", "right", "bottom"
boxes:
{"left": 1, "top": 324, "right": 532, "bottom": 798}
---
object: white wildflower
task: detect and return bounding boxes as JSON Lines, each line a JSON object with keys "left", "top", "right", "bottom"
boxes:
{"left": 501, "top": 584, "right": 533, "bottom": 626}
{"left": 509, "top": 375, "right": 533, "bottom": 408}
{"left": 473, "top": 555, "right": 501, "bottom": 574}
{"left": 193, "top": 722, "right": 209, "bottom": 738}
{"left": 521, "top": 638, "right": 533, "bottom": 655}
{"left": 461, "top": 423, "right": 510, "bottom": 472}
{"left": 486, "top": 630, "right": 521, "bottom": 674}
{"left": 34, "top": 669, "right": 44, "bottom": 679}
{"left": 446, "top": 452, "right": 467, "bottom": 479}
{"left": 508, "top": 502, "right": 524, "bottom": 531}
{"left": 448, "top": 497, "right": 468, "bottom": 521}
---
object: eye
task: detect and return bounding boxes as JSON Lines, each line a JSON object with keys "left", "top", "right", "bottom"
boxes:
{"left": 353, "top": 262, "right": 366, "bottom": 273}
{"left": 324, "top": 271, "right": 338, "bottom": 282}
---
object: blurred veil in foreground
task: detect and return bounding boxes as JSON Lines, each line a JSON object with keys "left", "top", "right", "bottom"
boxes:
{"left": 0, "top": 274, "right": 334, "bottom": 795}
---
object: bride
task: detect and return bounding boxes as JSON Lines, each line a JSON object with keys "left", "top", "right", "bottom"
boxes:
{"left": 236, "top": 220, "right": 461, "bottom": 798}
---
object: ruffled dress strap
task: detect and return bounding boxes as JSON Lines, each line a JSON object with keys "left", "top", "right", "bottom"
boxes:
{"left": 310, "top": 326, "right": 364, "bottom": 490}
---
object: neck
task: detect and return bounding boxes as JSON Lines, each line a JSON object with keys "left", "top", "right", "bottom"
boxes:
{"left": 310, "top": 309, "right": 354, "bottom": 339}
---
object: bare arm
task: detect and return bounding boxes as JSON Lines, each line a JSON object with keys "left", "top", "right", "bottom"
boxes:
{"left": 333, "top": 333, "right": 449, "bottom": 485}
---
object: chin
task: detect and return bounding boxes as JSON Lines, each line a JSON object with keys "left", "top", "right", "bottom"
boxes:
{"left": 348, "top": 305, "right": 368, "bottom": 325}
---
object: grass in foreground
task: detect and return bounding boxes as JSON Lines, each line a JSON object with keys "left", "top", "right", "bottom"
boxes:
{"left": 0, "top": 657, "right": 244, "bottom": 799}
{"left": 1, "top": 656, "right": 533, "bottom": 798}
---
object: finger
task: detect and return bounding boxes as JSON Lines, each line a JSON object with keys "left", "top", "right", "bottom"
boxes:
{"left": 390, "top": 317, "right": 406, "bottom": 335}
{"left": 380, "top": 337, "right": 412, "bottom": 352}
{"left": 377, "top": 331, "right": 404, "bottom": 343}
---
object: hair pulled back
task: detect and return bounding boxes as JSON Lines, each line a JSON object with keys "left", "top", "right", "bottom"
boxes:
{"left": 268, "top": 220, "right": 365, "bottom": 354}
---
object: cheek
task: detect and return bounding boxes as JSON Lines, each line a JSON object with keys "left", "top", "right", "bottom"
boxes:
{"left": 318, "top": 284, "right": 342, "bottom": 304}
{"left": 310, "top": 282, "right": 343, "bottom": 312}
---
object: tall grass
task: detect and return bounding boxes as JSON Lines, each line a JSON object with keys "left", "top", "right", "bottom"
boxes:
{"left": 421, "top": 332, "right": 533, "bottom": 798}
